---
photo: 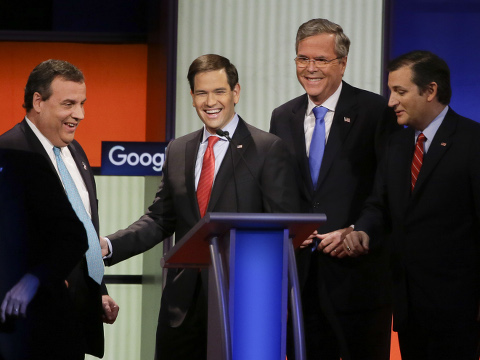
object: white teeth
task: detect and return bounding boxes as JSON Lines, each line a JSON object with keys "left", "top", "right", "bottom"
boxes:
{"left": 306, "top": 78, "right": 322, "bottom": 82}
{"left": 65, "top": 123, "right": 76, "bottom": 127}
{"left": 206, "top": 109, "right": 221, "bottom": 114}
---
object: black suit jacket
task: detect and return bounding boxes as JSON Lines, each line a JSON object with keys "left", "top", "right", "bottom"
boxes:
{"left": 0, "top": 120, "right": 105, "bottom": 357}
{"left": 0, "top": 148, "right": 88, "bottom": 359}
{"left": 270, "top": 82, "right": 400, "bottom": 312}
{"left": 105, "top": 117, "right": 300, "bottom": 328}
{"left": 355, "top": 108, "right": 480, "bottom": 331}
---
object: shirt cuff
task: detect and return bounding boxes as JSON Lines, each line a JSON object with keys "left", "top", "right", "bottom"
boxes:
{"left": 103, "top": 237, "right": 113, "bottom": 259}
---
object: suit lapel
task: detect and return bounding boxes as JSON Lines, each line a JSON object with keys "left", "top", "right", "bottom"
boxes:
{"left": 208, "top": 118, "right": 250, "bottom": 212}
{"left": 316, "top": 83, "right": 357, "bottom": 189}
{"left": 393, "top": 128, "right": 416, "bottom": 214}
{"left": 288, "top": 95, "right": 314, "bottom": 193}
{"left": 186, "top": 130, "right": 203, "bottom": 219}
{"left": 411, "top": 111, "right": 456, "bottom": 199}
{"left": 20, "top": 120, "right": 57, "bottom": 172}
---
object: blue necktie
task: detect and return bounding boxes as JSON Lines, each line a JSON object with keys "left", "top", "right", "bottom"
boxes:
{"left": 309, "top": 106, "right": 329, "bottom": 189}
{"left": 53, "top": 147, "right": 104, "bottom": 284}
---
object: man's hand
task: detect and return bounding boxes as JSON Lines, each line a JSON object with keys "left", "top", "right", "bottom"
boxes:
{"left": 343, "top": 231, "right": 369, "bottom": 257}
{"left": 100, "top": 236, "right": 110, "bottom": 257}
{"left": 318, "top": 227, "right": 353, "bottom": 258}
{"left": 1, "top": 273, "right": 40, "bottom": 323}
{"left": 102, "top": 295, "right": 119, "bottom": 324}
{"left": 299, "top": 230, "right": 319, "bottom": 249}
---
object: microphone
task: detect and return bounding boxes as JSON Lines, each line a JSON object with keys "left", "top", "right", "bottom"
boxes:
{"left": 215, "top": 129, "right": 231, "bottom": 141}
{"left": 215, "top": 128, "right": 278, "bottom": 213}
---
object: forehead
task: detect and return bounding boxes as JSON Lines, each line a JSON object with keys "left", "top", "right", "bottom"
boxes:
{"left": 193, "top": 69, "right": 229, "bottom": 90}
{"left": 388, "top": 66, "right": 414, "bottom": 86}
{"left": 297, "top": 33, "right": 336, "bottom": 56}
{"left": 49, "top": 77, "right": 86, "bottom": 97}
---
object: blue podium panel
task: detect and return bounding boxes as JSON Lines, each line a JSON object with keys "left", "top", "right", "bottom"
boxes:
{"left": 229, "top": 229, "right": 288, "bottom": 360}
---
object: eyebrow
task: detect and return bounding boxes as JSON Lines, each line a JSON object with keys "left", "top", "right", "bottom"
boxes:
{"left": 194, "top": 87, "right": 228, "bottom": 93}
{"left": 61, "top": 98, "right": 87, "bottom": 103}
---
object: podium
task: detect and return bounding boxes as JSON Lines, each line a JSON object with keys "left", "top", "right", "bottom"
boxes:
{"left": 162, "top": 213, "right": 326, "bottom": 360}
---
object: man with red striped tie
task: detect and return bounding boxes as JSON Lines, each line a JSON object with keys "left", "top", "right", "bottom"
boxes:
{"left": 101, "top": 54, "right": 299, "bottom": 360}
{"left": 344, "top": 50, "right": 480, "bottom": 360}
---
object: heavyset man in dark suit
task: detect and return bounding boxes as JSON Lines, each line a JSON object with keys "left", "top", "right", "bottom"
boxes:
{"left": 344, "top": 50, "right": 480, "bottom": 360}
{"left": 269, "top": 19, "right": 400, "bottom": 360}
{"left": 0, "top": 59, "right": 119, "bottom": 359}
{"left": 0, "top": 149, "right": 88, "bottom": 360}
{"left": 100, "top": 54, "right": 300, "bottom": 360}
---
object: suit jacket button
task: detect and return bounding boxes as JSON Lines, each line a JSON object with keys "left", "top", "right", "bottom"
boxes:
{"left": 313, "top": 202, "right": 320, "bottom": 208}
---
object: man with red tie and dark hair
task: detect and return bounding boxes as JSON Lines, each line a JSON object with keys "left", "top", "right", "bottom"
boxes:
{"left": 344, "top": 50, "right": 480, "bottom": 359}
{"left": 101, "top": 54, "right": 299, "bottom": 360}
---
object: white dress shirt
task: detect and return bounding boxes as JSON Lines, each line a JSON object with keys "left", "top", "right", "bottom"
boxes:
{"left": 25, "top": 117, "right": 92, "bottom": 218}
{"left": 304, "top": 82, "right": 343, "bottom": 157}
{"left": 195, "top": 113, "right": 240, "bottom": 189}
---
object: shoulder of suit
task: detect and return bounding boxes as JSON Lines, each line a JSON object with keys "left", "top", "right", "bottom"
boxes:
{"left": 244, "top": 121, "right": 283, "bottom": 145}
{"left": 169, "top": 128, "right": 202, "bottom": 145}
{"left": 447, "top": 108, "right": 480, "bottom": 134}
{"left": 272, "top": 94, "right": 308, "bottom": 115}
{"left": 0, "top": 121, "right": 28, "bottom": 149}
{"left": 342, "top": 82, "right": 388, "bottom": 105}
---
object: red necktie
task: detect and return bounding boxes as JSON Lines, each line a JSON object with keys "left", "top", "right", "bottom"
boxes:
{"left": 197, "top": 136, "right": 220, "bottom": 217}
{"left": 411, "top": 133, "right": 426, "bottom": 191}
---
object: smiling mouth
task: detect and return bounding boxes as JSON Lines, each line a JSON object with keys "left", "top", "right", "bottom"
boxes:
{"left": 64, "top": 122, "right": 78, "bottom": 128}
{"left": 304, "top": 76, "right": 323, "bottom": 82}
{"left": 205, "top": 109, "right": 221, "bottom": 114}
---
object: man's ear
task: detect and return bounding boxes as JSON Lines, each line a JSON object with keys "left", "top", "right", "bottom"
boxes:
{"left": 426, "top": 82, "right": 438, "bottom": 102}
{"left": 32, "top": 92, "right": 43, "bottom": 112}
{"left": 233, "top": 83, "right": 241, "bottom": 105}
{"left": 190, "top": 90, "right": 195, "bottom": 107}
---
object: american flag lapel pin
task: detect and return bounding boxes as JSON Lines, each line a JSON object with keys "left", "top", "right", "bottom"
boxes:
{"left": 237, "top": 145, "right": 243, "bottom": 149}
{"left": 440, "top": 142, "right": 447, "bottom": 147}
{"left": 82, "top": 161, "right": 87, "bottom": 170}
{"left": 344, "top": 117, "right": 351, "bottom": 123}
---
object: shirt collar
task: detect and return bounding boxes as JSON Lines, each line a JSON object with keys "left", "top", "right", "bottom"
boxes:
{"left": 25, "top": 116, "right": 59, "bottom": 154}
{"left": 306, "top": 82, "right": 343, "bottom": 116}
{"left": 415, "top": 105, "right": 449, "bottom": 141}
{"left": 201, "top": 113, "right": 240, "bottom": 143}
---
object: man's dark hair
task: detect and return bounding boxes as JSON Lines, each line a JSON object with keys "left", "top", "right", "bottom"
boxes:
{"left": 24, "top": 59, "right": 85, "bottom": 112}
{"left": 388, "top": 50, "right": 451, "bottom": 105}
{"left": 187, "top": 54, "right": 238, "bottom": 92}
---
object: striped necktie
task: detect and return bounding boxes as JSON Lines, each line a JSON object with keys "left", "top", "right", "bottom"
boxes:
{"left": 197, "top": 136, "right": 220, "bottom": 217}
{"left": 411, "top": 133, "right": 426, "bottom": 191}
